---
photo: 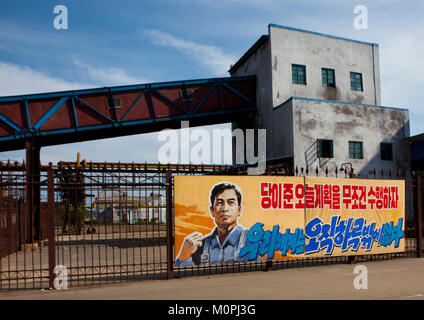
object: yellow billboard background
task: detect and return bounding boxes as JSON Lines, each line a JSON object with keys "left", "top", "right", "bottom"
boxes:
{"left": 174, "top": 175, "right": 305, "bottom": 261}
{"left": 174, "top": 176, "right": 405, "bottom": 262}
{"left": 304, "top": 177, "right": 405, "bottom": 257}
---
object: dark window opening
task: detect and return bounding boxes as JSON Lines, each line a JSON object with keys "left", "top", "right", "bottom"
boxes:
{"left": 381, "top": 143, "right": 393, "bottom": 161}
{"left": 106, "top": 97, "right": 122, "bottom": 109}
{"left": 180, "top": 89, "right": 195, "bottom": 102}
{"left": 317, "top": 139, "right": 334, "bottom": 158}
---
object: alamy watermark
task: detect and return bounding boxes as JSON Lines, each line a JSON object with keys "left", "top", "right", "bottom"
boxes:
{"left": 53, "top": 265, "right": 68, "bottom": 289}
{"left": 53, "top": 5, "right": 68, "bottom": 30}
{"left": 353, "top": 5, "right": 368, "bottom": 30}
{"left": 353, "top": 264, "right": 368, "bottom": 290}
{"left": 157, "top": 121, "right": 266, "bottom": 175}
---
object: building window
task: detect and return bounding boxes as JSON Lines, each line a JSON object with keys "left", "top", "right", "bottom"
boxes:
{"left": 292, "top": 64, "right": 306, "bottom": 85}
{"left": 381, "top": 143, "right": 393, "bottom": 161}
{"left": 322, "top": 68, "right": 336, "bottom": 88}
{"left": 106, "top": 97, "right": 123, "bottom": 109}
{"left": 349, "top": 141, "right": 363, "bottom": 159}
{"left": 350, "top": 72, "right": 363, "bottom": 91}
{"left": 180, "top": 89, "right": 195, "bottom": 102}
{"left": 317, "top": 139, "right": 334, "bottom": 158}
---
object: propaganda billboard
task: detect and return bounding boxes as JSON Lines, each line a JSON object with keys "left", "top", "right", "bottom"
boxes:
{"left": 174, "top": 176, "right": 404, "bottom": 266}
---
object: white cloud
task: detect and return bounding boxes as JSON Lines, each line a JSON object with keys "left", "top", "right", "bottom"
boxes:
{"left": 72, "top": 58, "right": 148, "bottom": 86}
{"left": 0, "top": 59, "right": 148, "bottom": 97}
{"left": 0, "top": 62, "right": 94, "bottom": 96}
{"left": 143, "top": 29, "right": 236, "bottom": 76}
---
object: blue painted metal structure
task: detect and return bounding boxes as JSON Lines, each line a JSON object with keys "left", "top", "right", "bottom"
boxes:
{"left": 405, "top": 134, "right": 424, "bottom": 171}
{"left": 0, "top": 76, "right": 256, "bottom": 151}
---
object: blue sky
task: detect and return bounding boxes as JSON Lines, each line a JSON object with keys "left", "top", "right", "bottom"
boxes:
{"left": 0, "top": 0, "right": 423, "bottom": 164}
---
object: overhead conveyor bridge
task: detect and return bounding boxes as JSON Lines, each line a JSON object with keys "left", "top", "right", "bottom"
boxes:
{"left": 0, "top": 75, "right": 256, "bottom": 151}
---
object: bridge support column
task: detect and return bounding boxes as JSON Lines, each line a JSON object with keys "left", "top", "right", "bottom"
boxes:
{"left": 25, "top": 137, "right": 41, "bottom": 243}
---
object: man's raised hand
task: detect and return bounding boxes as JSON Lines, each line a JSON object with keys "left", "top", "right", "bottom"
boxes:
{"left": 177, "top": 231, "right": 203, "bottom": 261}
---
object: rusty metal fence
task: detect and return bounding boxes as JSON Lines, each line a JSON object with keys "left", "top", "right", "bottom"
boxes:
{"left": 0, "top": 161, "right": 422, "bottom": 290}
{"left": 0, "top": 162, "right": 51, "bottom": 289}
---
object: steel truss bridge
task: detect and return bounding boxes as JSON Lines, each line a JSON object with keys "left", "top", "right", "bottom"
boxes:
{"left": 0, "top": 76, "right": 256, "bottom": 151}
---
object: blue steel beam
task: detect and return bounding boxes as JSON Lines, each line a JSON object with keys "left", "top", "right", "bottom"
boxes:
{"left": 0, "top": 76, "right": 256, "bottom": 103}
{"left": 147, "top": 86, "right": 156, "bottom": 119}
{"left": 221, "top": 82, "right": 256, "bottom": 106}
{"left": 0, "top": 113, "right": 22, "bottom": 133}
{"left": 151, "top": 88, "right": 188, "bottom": 114}
{"left": 121, "top": 89, "right": 146, "bottom": 121}
{"left": 33, "top": 97, "right": 69, "bottom": 130}
{"left": 75, "top": 96, "right": 114, "bottom": 123}
{"left": 192, "top": 84, "right": 216, "bottom": 114}
{"left": 23, "top": 100, "right": 31, "bottom": 130}
{"left": 71, "top": 97, "right": 79, "bottom": 127}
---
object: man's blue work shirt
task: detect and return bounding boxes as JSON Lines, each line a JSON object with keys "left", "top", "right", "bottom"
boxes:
{"left": 176, "top": 225, "right": 254, "bottom": 266}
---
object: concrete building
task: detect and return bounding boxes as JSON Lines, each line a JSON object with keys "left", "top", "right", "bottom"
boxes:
{"left": 404, "top": 134, "right": 424, "bottom": 172}
{"left": 230, "top": 24, "right": 410, "bottom": 178}
{"left": 94, "top": 190, "right": 166, "bottom": 224}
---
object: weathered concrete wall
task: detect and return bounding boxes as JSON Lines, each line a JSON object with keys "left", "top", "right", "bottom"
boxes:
{"left": 291, "top": 98, "right": 410, "bottom": 176}
{"left": 271, "top": 99, "right": 293, "bottom": 160}
{"left": 231, "top": 37, "right": 274, "bottom": 162}
{"left": 269, "top": 25, "right": 381, "bottom": 107}
{"left": 291, "top": 98, "right": 413, "bottom": 222}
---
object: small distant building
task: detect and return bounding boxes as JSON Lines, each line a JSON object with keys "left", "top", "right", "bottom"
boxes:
{"left": 94, "top": 190, "right": 166, "bottom": 224}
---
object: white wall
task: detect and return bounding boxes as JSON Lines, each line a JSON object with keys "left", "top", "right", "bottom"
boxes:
{"left": 291, "top": 98, "right": 410, "bottom": 176}
{"left": 231, "top": 37, "right": 274, "bottom": 161}
{"left": 269, "top": 25, "right": 381, "bottom": 107}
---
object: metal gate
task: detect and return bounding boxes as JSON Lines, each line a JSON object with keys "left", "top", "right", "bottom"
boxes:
{"left": 0, "top": 161, "right": 422, "bottom": 290}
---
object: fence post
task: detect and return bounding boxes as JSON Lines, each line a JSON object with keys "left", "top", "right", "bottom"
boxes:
{"left": 47, "top": 164, "right": 56, "bottom": 289}
{"left": 25, "top": 137, "right": 41, "bottom": 242}
{"left": 416, "top": 175, "right": 423, "bottom": 258}
{"left": 264, "top": 167, "right": 273, "bottom": 272}
{"left": 166, "top": 170, "right": 174, "bottom": 279}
